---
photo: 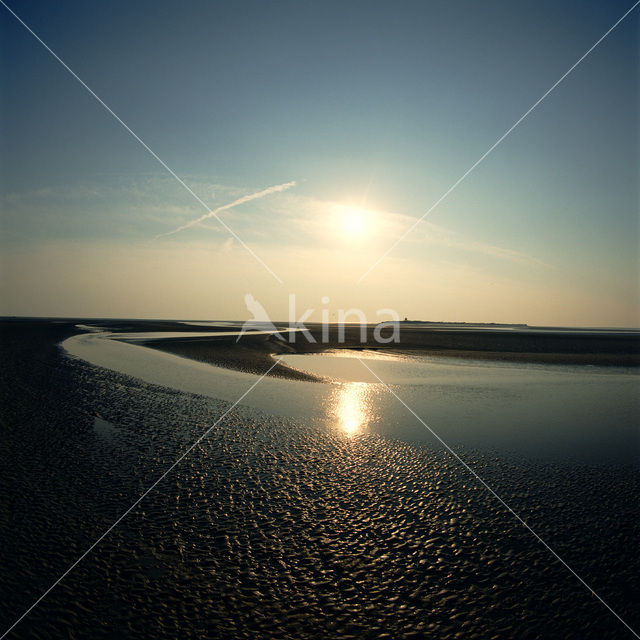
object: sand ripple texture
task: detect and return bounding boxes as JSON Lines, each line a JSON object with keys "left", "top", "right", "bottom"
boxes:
{"left": 0, "top": 325, "right": 638, "bottom": 639}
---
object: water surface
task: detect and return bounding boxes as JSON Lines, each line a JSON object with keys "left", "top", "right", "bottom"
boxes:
{"left": 63, "top": 331, "right": 639, "bottom": 463}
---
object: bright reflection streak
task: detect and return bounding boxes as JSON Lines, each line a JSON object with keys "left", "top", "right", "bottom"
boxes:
{"left": 332, "top": 382, "right": 372, "bottom": 436}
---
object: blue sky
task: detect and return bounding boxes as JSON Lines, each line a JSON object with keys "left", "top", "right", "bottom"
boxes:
{"left": 1, "top": 0, "right": 638, "bottom": 325}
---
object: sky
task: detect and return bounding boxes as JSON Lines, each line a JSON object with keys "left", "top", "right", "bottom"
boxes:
{"left": 0, "top": 0, "right": 638, "bottom": 326}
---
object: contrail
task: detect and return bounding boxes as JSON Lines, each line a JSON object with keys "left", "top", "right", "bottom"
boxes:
{"left": 156, "top": 181, "right": 296, "bottom": 239}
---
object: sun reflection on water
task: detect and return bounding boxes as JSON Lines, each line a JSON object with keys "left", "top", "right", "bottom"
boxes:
{"left": 333, "top": 382, "right": 373, "bottom": 436}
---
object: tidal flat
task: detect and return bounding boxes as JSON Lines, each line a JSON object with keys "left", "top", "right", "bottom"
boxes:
{"left": 0, "top": 320, "right": 638, "bottom": 639}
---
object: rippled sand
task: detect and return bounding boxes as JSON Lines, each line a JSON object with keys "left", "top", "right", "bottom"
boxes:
{"left": 1, "top": 323, "right": 638, "bottom": 639}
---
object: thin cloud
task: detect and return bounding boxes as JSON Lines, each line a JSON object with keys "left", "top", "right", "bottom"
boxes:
{"left": 271, "top": 193, "right": 549, "bottom": 268}
{"left": 155, "top": 181, "right": 296, "bottom": 239}
{"left": 416, "top": 221, "right": 551, "bottom": 268}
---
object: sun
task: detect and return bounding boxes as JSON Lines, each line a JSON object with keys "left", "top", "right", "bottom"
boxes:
{"left": 333, "top": 204, "right": 375, "bottom": 241}
{"left": 342, "top": 206, "right": 367, "bottom": 236}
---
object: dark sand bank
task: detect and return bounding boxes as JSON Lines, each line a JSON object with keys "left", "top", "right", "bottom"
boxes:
{"left": 2, "top": 318, "right": 637, "bottom": 381}
{"left": 142, "top": 322, "right": 640, "bottom": 380}
{"left": 142, "top": 333, "right": 323, "bottom": 382}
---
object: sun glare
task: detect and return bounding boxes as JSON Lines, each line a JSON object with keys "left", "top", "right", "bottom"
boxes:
{"left": 343, "top": 207, "right": 367, "bottom": 236}
{"left": 333, "top": 204, "right": 376, "bottom": 241}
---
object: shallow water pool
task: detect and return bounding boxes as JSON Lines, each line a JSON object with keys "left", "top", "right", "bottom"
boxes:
{"left": 63, "top": 332, "right": 639, "bottom": 463}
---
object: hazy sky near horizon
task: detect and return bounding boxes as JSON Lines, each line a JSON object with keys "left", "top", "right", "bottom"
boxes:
{"left": 1, "top": 0, "right": 638, "bottom": 326}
